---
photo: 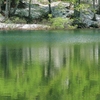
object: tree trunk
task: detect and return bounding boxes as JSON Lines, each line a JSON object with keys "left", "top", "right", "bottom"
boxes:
{"left": 48, "top": 0, "right": 52, "bottom": 14}
{"left": 92, "top": 0, "right": 97, "bottom": 21}
{"left": 74, "top": 0, "right": 80, "bottom": 18}
{"left": 29, "top": 0, "right": 31, "bottom": 18}
{"left": 8, "top": 0, "right": 11, "bottom": 16}
{"left": 98, "top": 0, "right": 100, "bottom": 14}
{"left": 27, "top": 0, "right": 32, "bottom": 23}
{"left": 5, "top": 0, "right": 12, "bottom": 17}
{"left": 11, "top": 0, "right": 19, "bottom": 15}
{"left": 5, "top": 0, "right": 9, "bottom": 19}
{"left": 0, "top": 0, "right": 3, "bottom": 12}
{"left": 0, "top": 4, "right": 1, "bottom": 12}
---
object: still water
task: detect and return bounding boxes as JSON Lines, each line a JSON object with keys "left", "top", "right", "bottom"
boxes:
{"left": 0, "top": 30, "right": 100, "bottom": 100}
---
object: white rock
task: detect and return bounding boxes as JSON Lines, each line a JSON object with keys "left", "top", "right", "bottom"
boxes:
{"left": 0, "top": 14, "right": 5, "bottom": 22}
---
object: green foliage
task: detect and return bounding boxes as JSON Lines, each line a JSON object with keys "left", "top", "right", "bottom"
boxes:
{"left": 49, "top": 17, "right": 76, "bottom": 29}
{"left": 91, "top": 8, "right": 97, "bottom": 13}
{"left": 0, "top": 0, "right": 99, "bottom": 27}
{"left": 48, "top": 14, "right": 52, "bottom": 19}
{"left": 38, "top": 0, "right": 48, "bottom": 4}
{"left": 63, "top": 0, "right": 76, "bottom": 4}
{"left": 10, "top": 17, "right": 27, "bottom": 24}
{"left": 75, "top": 4, "right": 90, "bottom": 12}
{"left": 4, "top": 19, "right": 12, "bottom": 24}
{"left": 56, "top": 2, "right": 65, "bottom": 10}
{"left": 4, "top": 17, "right": 27, "bottom": 24}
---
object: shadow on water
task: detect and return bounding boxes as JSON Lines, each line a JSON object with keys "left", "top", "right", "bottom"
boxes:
{"left": 0, "top": 30, "right": 100, "bottom": 100}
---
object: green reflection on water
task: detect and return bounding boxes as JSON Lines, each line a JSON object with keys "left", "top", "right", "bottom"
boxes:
{"left": 0, "top": 30, "right": 100, "bottom": 100}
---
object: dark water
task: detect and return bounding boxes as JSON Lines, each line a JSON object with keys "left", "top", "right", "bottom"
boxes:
{"left": 0, "top": 30, "right": 100, "bottom": 100}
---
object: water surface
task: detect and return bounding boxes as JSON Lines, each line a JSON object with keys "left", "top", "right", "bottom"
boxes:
{"left": 0, "top": 30, "right": 100, "bottom": 100}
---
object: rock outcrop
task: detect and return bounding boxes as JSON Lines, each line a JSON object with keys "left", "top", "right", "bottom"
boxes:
{"left": 15, "top": 1, "right": 100, "bottom": 28}
{"left": 0, "top": 1, "right": 100, "bottom": 29}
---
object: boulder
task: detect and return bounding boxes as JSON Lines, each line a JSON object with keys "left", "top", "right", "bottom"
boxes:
{"left": 51, "top": 2, "right": 74, "bottom": 18}
{"left": 0, "top": 14, "right": 5, "bottom": 22}
{"left": 1, "top": 1, "right": 100, "bottom": 28}
{"left": 15, "top": 1, "right": 74, "bottom": 19}
{"left": 15, "top": 4, "right": 49, "bottom": 19}
{"left": 80, "top": 10, "right": 100, "bottom": 27}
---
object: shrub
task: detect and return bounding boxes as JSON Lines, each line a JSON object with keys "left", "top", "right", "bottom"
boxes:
{"left": 49, "top": 17, "right": 77, "bottom": 29}
{"left": 10, "top": 17, "right": 27, "bottom": 24}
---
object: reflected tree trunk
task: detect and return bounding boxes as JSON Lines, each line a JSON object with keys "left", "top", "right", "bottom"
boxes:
{"left": 29, "top": 47, "right": 32, "bottom": 64}
{"left": 63, "top": 49, "right": 66, "bottom": 66}
{"left": 42, "top": 45, "right": 52, "bottom": 82}
{"left": 1, "top": 47, "right": 9, "bottom": 78}
{"left": 94, "top": 44, "right": 99, "bottom": 64}
{"left": 46, "top": 32, "right": 52, "bottom": 78}
{"left": 47, "top": 46, "right": 51, "bottom": 77}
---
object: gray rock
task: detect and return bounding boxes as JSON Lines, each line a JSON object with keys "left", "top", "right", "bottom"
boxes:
{"left": 8, "top": 1, "right": 100, "bottom": 28}
{"left": 52, "top": 2, "right": 73, "bottom": 18}
{"left": 0, "top": 14, "right": 5, "bottom": 22}
{"left": 15, "top": 1, "right": 73, "bottom": 19}
{"left": 80, "top": 9, "right": 100, "bottom": 27}
{"left": 15, "top": 4, "right": 49, "bottom": 19}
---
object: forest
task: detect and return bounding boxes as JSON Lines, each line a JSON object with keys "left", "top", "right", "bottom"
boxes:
{"left": 0, "top": 0, "right": 100, "bottom": 29}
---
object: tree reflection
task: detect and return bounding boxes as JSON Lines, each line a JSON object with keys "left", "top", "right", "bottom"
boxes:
{"left": 47, "top": 46, "right": 51, "bottom": 77}
{"left": 0, "top": 46, "right": 9, "bottom": 78}
{"left": 0, "top": 43, "right": 100, "bottom": 100}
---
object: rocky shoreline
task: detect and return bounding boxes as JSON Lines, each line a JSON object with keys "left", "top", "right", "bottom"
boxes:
{"left": 0, "top": 23, "right": 50, "bottom": 30}
{"left": 0, "top": 1, "right": 100, "bottom": 30}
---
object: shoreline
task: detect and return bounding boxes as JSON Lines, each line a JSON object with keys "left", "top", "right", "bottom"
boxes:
{"left": 0, "top": 23, "right": 50, "bottom": 30}
{"left": 0, "top": 23, "right": 100, "bottom": 31}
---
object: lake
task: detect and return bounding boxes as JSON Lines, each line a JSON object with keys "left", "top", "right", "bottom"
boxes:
{"left": 0, "top": 29, "right": 100, "bottom": 100}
